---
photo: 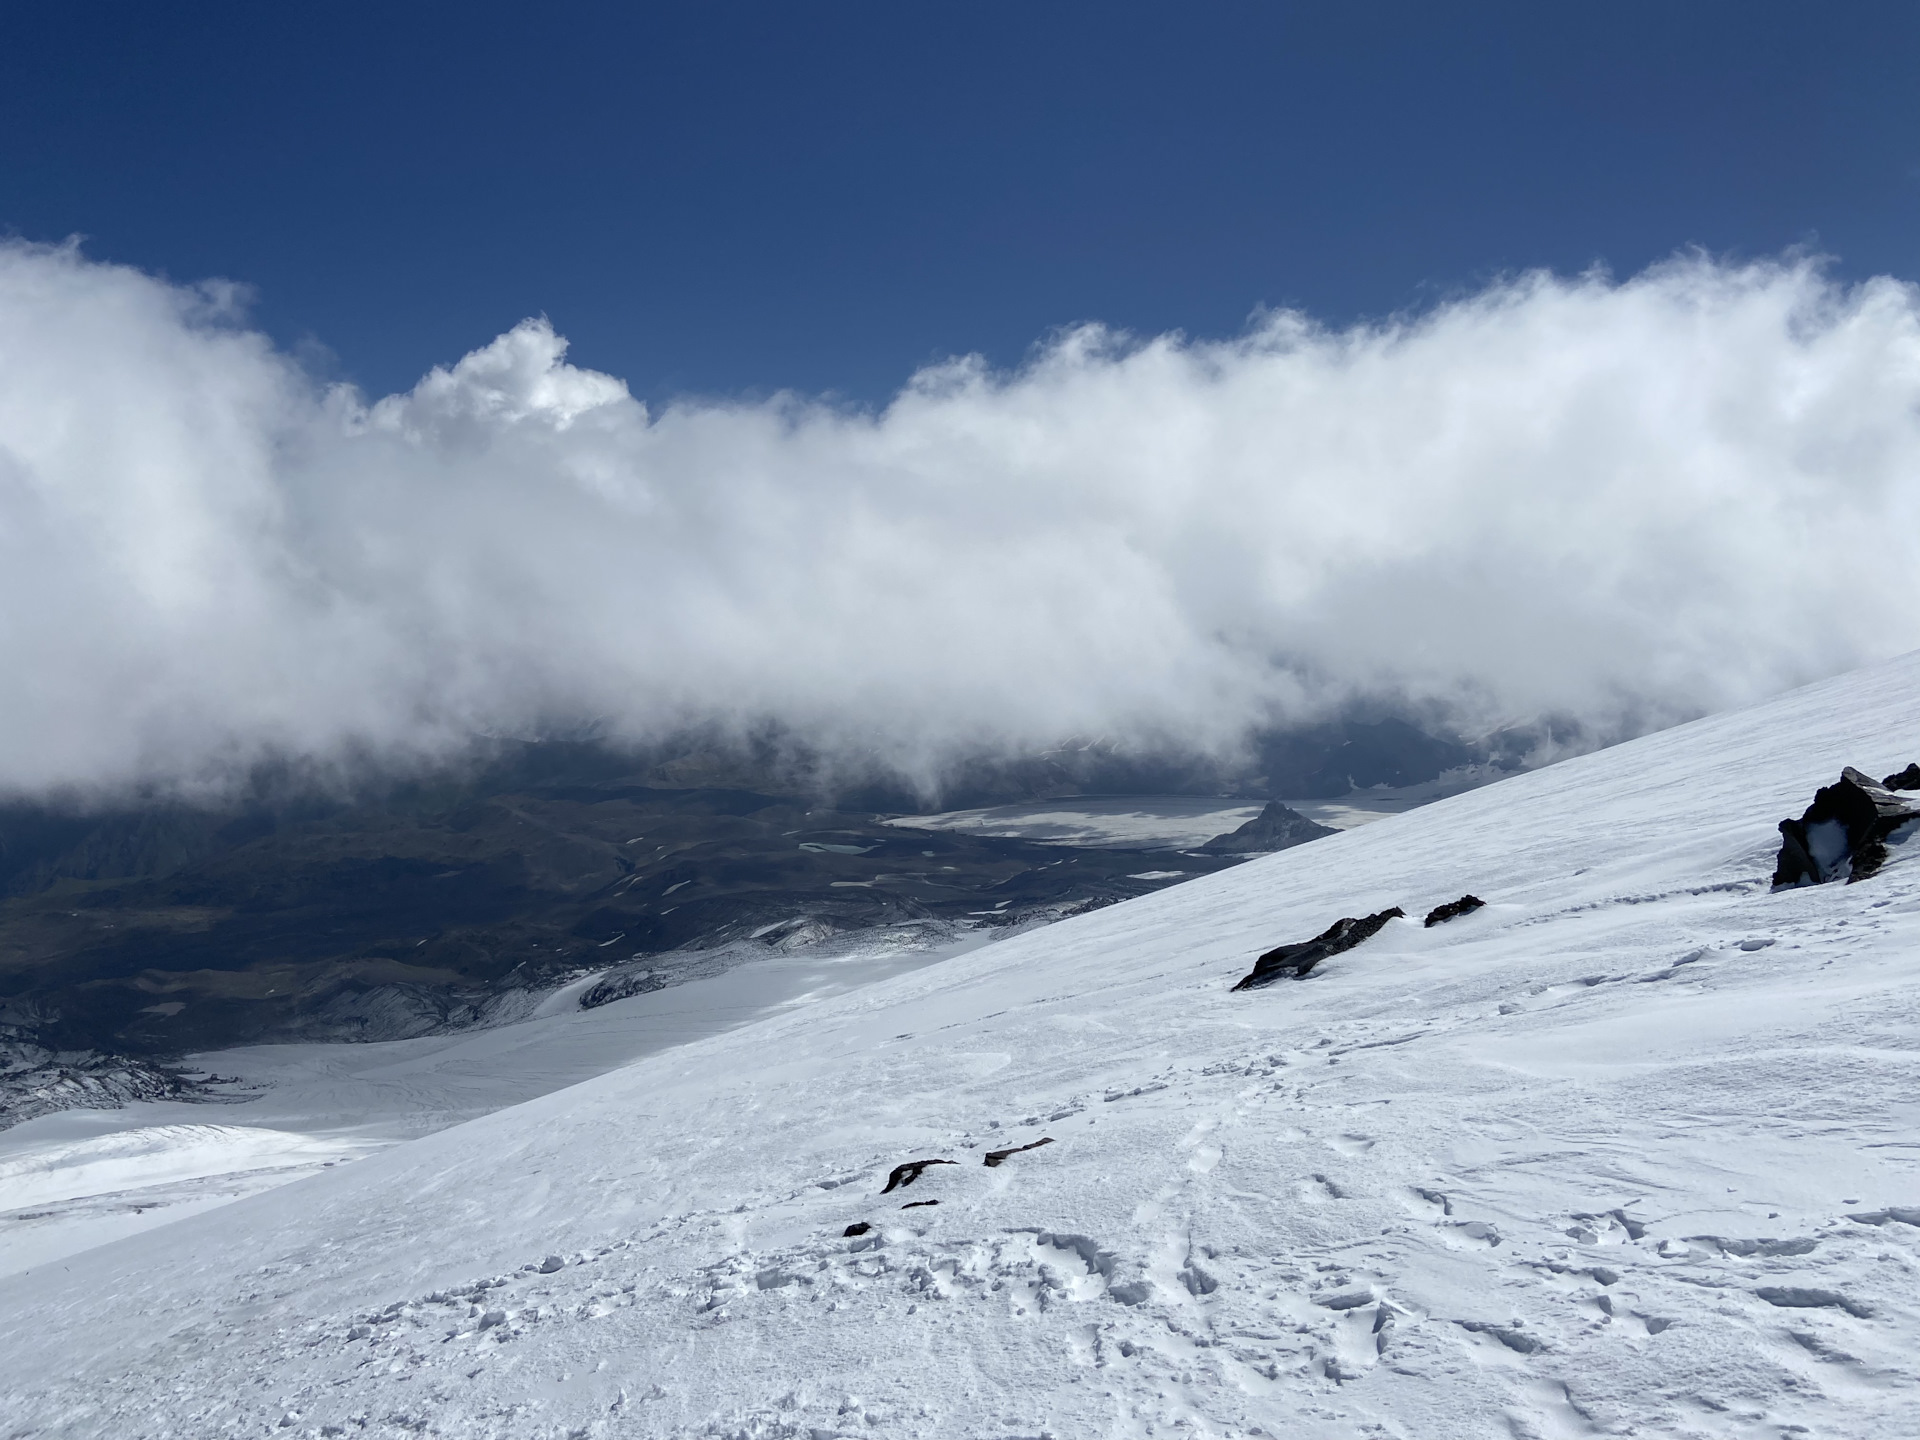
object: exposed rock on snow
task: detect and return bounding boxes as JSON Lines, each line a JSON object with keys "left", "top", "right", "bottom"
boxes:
{"left": 982, "top": 1136, "right": 1054, "bottom": 1167}
{"left": 0, "top": 1038, "right": 238, "bottom": 1131}
{"left": 1423, "top": 893, "right": 1485, "bottom": 927}
{"left": 1200, "top": 800, "right": 1337, "bottom": 853}
{"left": 576, "top": 966, "right": 672, "bottom": 1010}
{"left": 1232, "top": 908, "right": 1406, "bottom": 989}
{"left": 1883, "top": 762, "right": 1920, "bottom": 790}
{"left": 840, "top": 1222, "right": 870, "bottom": 1237}
{"left": 1772, "top": 765, "right": 1920, "bottom": 888}
{"left": 879, "top": 1158, "right": 956, "bottom": 1194}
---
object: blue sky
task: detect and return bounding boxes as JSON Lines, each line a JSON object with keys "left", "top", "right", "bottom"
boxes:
{"left": 4, "top": 4, "right": 1920, "bottom": 789}
{"left": 3, "top": 1, "right": 1917, "bottom": 403}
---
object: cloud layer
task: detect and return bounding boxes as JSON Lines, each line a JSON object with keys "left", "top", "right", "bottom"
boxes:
{"left": 2, "top": 241, "right": 1917, "bottom": 797}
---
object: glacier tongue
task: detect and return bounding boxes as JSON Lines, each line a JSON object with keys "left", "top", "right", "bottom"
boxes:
{"left": 7, "top": 652, "right": 1920, "bottom": 1436}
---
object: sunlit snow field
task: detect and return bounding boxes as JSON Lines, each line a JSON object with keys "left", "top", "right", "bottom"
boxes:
{"left": 0, "top": 935, "right": 984, "bottom": 1279}
{"left": 6, "top": 654, "right": 1920, "bottom": 1437}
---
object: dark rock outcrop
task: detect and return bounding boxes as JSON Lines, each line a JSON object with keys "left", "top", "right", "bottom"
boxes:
{"left": 1231, "top": 908, "right": 1406, "bottom": 990}
{"left": 1201, "top": 801, "right": 1337, "bottom": 853}
{"left": 880, "top": 1158, "right": 956, "bottom": 1194}
{"left": 1883, "top": 763, "right": 1920, "bottom": 791}
{"left": 579, "top": 967, "right": 672, "bottom": 1010}
{"left": 983, "top": 1137, "right": 1054, "bottom": 1167}
{"left": 0, "top": 1044, "right": 231, "bottom": 1131}
{"left": 1773, "top": 767, "right": 1920, "bottom": 889}
{"left": 1423, "top": 894, "right": 1485, "bottom": 927}
{"left": 842, "top": 1222, "right": 872, "bottom": 1237}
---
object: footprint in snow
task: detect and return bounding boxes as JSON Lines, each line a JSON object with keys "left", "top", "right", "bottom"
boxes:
{"left": 1299, "top": 1173, "right": 1345, "bottom": 1202}
{"left": 1756, "top": 1286, "right": 1872, "bottom": 1318}
{"left": 1407, "top": 1185, "right": 1453, "bottom": 1218}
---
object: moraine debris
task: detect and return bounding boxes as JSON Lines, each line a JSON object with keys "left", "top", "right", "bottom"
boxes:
{"left": 983, "top": 1137, "right": 1055, "bottom": 1167}
{"left": 880, "top": 1158, "right": 957, "bottom": 1194}
{"left": 1232, "top": 908, "right": 1405, "bottom": 990}
{"left": 1423, "top": 894, "right": 1485, "bottom": 927}
{"left": 1772, "top": 766, "right": 1920, "bottom": 888}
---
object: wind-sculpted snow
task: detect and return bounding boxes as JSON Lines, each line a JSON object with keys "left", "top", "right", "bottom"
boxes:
{"left": 6, "top": 652, "right": 1920, "bottom": 1436}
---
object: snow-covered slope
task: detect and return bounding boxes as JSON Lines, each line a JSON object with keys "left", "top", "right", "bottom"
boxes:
{"left": 6, "top": 653, "right": 1920, "bottom": 1438}
{"left": 0, "top": 932, "right": 973, "bottom": 1279}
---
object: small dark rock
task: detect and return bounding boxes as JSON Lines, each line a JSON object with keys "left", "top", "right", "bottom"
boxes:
{"left": 1773, "top": 767, "right": 1920, "bottom": 888}
{"left": 880, "top": 1158, "right": 957, "bottom": 1194}
{"left": 1423, "top": 894, "right": 1485, "bottom": 927}
{"left": 1883, "top": 762, "right": 1920, "bottom": 791}
{"left": 983, "top": 1136, "right": 1055, "bottom": 1167}
{"left": 901, "top": 1199, "right": 940, "bottom": 1209}
{"left": 1232, "top": 908, "right": 1406, "bottom": 990}
{"left": 842, "top": 1222, "right": 871, "bottom": 1237}
{"left": 1202, "top": 801, "right": 1338, "bottom": 853}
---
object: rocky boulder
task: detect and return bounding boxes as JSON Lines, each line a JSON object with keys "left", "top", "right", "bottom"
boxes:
{"left": 1882, "top": 763, "right": 1920, "bottom": 791}
{"left": 1773, "top": 766, "right": 1920, "bottom": 889}
{"left": 1232, "top": 908, "right": 1405, "bottom": 990}
{"left": 1423, "top": 894, "right": 1485, "bottom": 927}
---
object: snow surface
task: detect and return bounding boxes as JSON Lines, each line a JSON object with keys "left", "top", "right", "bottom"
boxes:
{"left": 8, "top": 653, "right": 1920, "bottom": 1437}
{"left": 0, "top": 1122, "right": 376, "bottom": 1278}
{"left": 886, "top": 797, "right": 1267, "bottom": 848}
{"left": 0, "top": 932, "right": 974, "bottom": 1279}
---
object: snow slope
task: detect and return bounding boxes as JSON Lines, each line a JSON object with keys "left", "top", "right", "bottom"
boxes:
{"left": 0, "top": 930, "right": 975, "bottom": 1278}
{"left": 6, "top": 653, "right": 1920, "bottom": 1438}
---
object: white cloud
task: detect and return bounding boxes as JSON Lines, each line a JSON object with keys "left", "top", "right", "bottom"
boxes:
{"left": 1, "top": 240, "right": 1917, "bottom": 796}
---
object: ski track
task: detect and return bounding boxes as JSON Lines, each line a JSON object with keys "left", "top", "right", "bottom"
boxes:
{"left": 7, "top": 654, "right": 1920, "bottom": 1437}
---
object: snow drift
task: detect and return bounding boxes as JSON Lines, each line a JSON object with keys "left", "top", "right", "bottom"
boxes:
{"left": 4, "top": 241, "right": 1920, "bottom": 794}
{"left": 5, "top": 650, "right": 1920, "bottom": 1436}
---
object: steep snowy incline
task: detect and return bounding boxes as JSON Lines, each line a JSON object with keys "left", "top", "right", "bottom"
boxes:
{"left": 5, "top": 653, "right": 1920, "bottom": 1438}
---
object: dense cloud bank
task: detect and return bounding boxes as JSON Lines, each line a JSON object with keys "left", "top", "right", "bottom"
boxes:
{"left": 1, "top": 241, "right": 1917, "bottom": 796}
